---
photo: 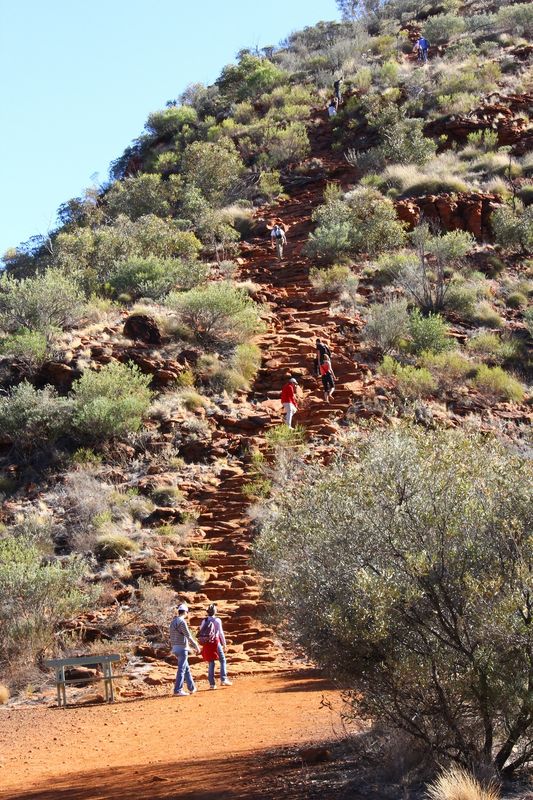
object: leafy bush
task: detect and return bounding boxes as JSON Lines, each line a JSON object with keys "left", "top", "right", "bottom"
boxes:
{"left": 255, "top": 427, "right": 533, "bottom": 772}
{"left": 380, "top": 355, "right": 437, "bottom": 398}
{"left": 94, "top": 534, "right": 139, "bottom": 561}
{"left": 262, "top": 122, "right": 311, "bottom": 168}
{"left": 0, "top": 535, "right": 92, "bottom": 673}
{"left": 72, "top": 362, "right": 153, "bottom": 441}
{"left": 466, "top": 331, "right": 519, "bottom": 364}
{"left": 232, "top": 343, "right": 262, "bottom": 382}
{"left": 470, "top": 301, "right": 504, "bottom": 328}
{"left": 145, "top": 105, "right": 198, "bottom": 138}
{"left": 216, "top": 54, "right": 286, "bottom": 103}
{"left": 0, "top": 329, "right": 49, "bottom": 372}
{"left": 497, "top": 2, "right": 533, "bottom": 36}
{"left": 309, "top": 264, "right": 353, "bottom": 293}
{"left": 166, "top": 282, "right": 263, "bottom": 343}
{"left": 423, "top": 13, "right": 465, "bottom": 42}
{"left": 473, "top": 365, "right": 525, "bottom": 403}
{"left": 408, "top": 309, "right": 453, "bottom": 355}
{"left": 525, "top": 308, "right": 533, "bottom": 338}
{"left": 492, "top": 202, "right": 533, "bottom": 253}
{"left": 106, "top": 174, "right": 182, "bottom": 221}
{"left": 400, "top": 225, "right": 474, "bottom": 313}
{"left": 0, "top": 382, "right": 72, "bottom": 452}
{"left": 258, "top": 170, "right": 283, "bottom": 201}
{"left": 306, "top": 186, "right": 406, "bottom": 263}
{"left": 109, "top": 256, "right": 208, "bottom": 299}
{"left": 0, "top": 269, "right": 83, "bottom": 338}
{"left": 181, "top": 139, "right": 245, "bottom": 207}
{"left": 420, "top": 350, "right": 473, "bottom": 390}
{"left": 363, "top": 298, "right": 409, "bottom": 353}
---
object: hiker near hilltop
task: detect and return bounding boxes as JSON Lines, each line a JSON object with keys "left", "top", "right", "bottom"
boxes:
{"left": 270, "top": 223, "right": 287, "bottom": 261}
{"left": 281, "top": 377, "right": 298, "bottom": 428}
{"left": 314, "top": 338, "right": 332, "bottom": 376}
{"left": 198, "top": 603, "right": 232, "bottom": 689}
{"left": 170, "top": 602, "right": 200, "bottom": 697}
{"left": 333, "top": 77, "right": 343, "bottom": 104}
{"left": 414, "top": 36, "right": 430, "bottom": 63}
{"left": 320, "top": 354, "right": 337, "bottom": 402}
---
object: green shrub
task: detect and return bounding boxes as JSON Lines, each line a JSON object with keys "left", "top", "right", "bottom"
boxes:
{"left": 466, "top": 130, "right": 499, "bottom": 152}
{"left": 262, "top": 122, "right": 311, "bottom": 168}
{"left": 0, "top": 535, "right": 93, "bottom": 672}
{"left": 0, "top": 329, "right": 49, "bottom": 371}
{"left": 258, "top": 171, "right": 283, "bottom": 200}
{"left": 216, "top": 54, "right": 287, "bottom": 103}
{"left": 94, "top": 534, "right": 139, "bottom": 561}
{"left": 145, "top": 105, "right": 198, "bottom": 138}
{"left": 492, "top": 202, "right": 533, "bottom": 253}
{"left": 166, "top": 282, "right": 263, "bottom": 343}
{"left": 470, "top": 301, "right": 504, "bottom": 328}
{"left": 0, "top": 269, "right": 83, "bottom": 338}
{"left": 178, "top": 389, "right": 209, "bottom": 412}
{"left": 473, "top": 365, "right": 525, "bottom": 403}
{"left": 106, "top": 174, "right": 182, "bottom": 221}
{"left": 420, "top": 350, "right": 473, "bottom": 389}
{"left": 408, "top": 309, "right": 453, "bottom": 355}
{"left": 254, "top": 427, "right": 533, "bottom": 771}
{"left": 363, "top": 298, "right": 409, "bottom": 353}
{"left": 506, "top": 291, "right": 527, "bottom": 310}
{"left": 109, "top": 256, "right": 208, "bottom": 299}
{"left": 182, "top": 139, "right": 245, "bottom": 207}
{"left": 151, "top": 486, "right": 184, "bottom": 507}
{"left": 497, "top": 2, "right": 533, "bottom": 36}
{"left": 242, "top": 477, "right": 272, "bottom": 499}
{"left": 232, "top": 343, "right": 261, "bottom": 382}
{"left": 72, "top": 362, "right": 153, "bottom": 441}
{"left": 264, "top": 424, "right": 306, "bottom": 449}
{"left": 306, "top": 187, "right": 406, "bottom": 264}
{"left": 0, "top": 382, "right": 73, "bottom": 452}
{"left": 380, "top": 355, "right": 437, "bottom": 398}
{"left": 72, "top": 447, "right": 103, "bottom": 466}
{"left": 466, "top": 331, "right": 519, "bottom": 364}
{"left": 423, "top": 14, "right": 465, "bottom": 43}
{"left": 309, "top": 265, "right": 353, "bottom": 293}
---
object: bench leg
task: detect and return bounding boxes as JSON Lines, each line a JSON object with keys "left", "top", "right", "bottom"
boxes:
{"left": 55, "top": 669, "right": 62, "bottom": 708}
{"left": 60, "top": 666, "right": 67, "bottom": 708}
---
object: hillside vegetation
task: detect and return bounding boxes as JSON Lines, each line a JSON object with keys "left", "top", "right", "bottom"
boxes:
{"left": 0, "top": 0, "right": 532, "bottom": 790}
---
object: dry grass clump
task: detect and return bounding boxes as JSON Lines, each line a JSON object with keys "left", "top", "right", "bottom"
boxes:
{"left": 472, "top": 365, "right": 525, "bottom": 403}
{"left": 374, "top": 154, "right": 470, "bottom": 198}
{"left": 0, "top": 684, "right": 10, "bottom": 704}
{"left": 426, "top": 766, "right": 499, "bottom": 800}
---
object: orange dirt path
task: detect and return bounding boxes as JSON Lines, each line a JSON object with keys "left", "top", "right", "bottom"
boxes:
{"left": 0, "top": 671, "right": 341, "bottom": 799}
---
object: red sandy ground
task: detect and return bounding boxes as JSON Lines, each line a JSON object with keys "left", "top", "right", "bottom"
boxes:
{"left": 0, "top": 671, "right": 341, "bottom": 800}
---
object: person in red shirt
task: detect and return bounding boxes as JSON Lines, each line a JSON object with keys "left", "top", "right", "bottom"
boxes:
{"left": 280, "top": 378, "right": 298, "bottom": 428}
{"left": 320, "top": 355, "right": 336, "bottom": 402}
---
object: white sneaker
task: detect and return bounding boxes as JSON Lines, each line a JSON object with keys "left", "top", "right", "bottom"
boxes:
{"left": 190, "top": 686, "right": 198, "bottom": 694}
{"left": 209, "top": 684, "right": 217, "bottom": 690}
{"left": 174, "top": 689, "right": 188, "bottom": 696}
{"left": 221, "top": 679, "right": 233, "bottom": 686}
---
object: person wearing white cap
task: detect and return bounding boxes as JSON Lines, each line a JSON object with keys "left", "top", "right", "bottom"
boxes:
{"left": 280, "top": 377, "right": 298, "bottom": 428}
{"left": 169, "top": 602, "right": 200, "bottom": 696}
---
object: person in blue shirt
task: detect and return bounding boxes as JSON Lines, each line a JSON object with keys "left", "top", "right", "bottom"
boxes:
{"left": 414, "top": 36, "right": 430, "bottom": 63}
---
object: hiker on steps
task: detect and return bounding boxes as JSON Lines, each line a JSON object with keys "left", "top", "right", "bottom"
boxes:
{"left": 414, "top": 36, "right": 430, "bottom": 63}
{"left": 281, "top": 377, "right": 298, "bottom": 428}
{"left": 314, "top": 338, "right": 332, "bottom": 377}
{"left": 170, "top": 602, "right": 200, "bottom": 697}
{"left": 333, "top": 77, "right": 343, "bottom": 105}
{"left": 328, "top": 99, "right": 337, "bottom": 118}
{"left": 320, "top": 355, "right": 337, "bottom": 403}
{"left": 271, "top": 223, "right": 287, "bottom": 261}
{"left": 198, "top": 603, "right": 232, "bottom": 690}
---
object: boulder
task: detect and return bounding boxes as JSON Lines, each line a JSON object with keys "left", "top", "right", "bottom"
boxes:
{"left": 123, "top": 314, "right": 162, "bottom": 345}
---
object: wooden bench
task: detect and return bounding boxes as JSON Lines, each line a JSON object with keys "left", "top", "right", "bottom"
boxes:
{"left": 44, "top": 654, "right": 121, "bottom": 708}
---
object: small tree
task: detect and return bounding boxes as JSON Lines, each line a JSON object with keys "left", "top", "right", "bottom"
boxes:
{"left": 255, "top": 427, "right": 533, "bottom": 773}
{"left": 166, "top": 282, "right": 263, "bottom": 343}
{"left": 400, "top": 225, "right": 473, "bottom": 312}
{"left": 363, "top": 298, "right": 409, "bottom": 353}
{"left": 0, "top": 534, "right": 93, "bottom": 672}
{"left": 492, "top": 202, "right": 533, "bottom": 254}
{"left": 106, "top": 174, "right": 182, "bottom": 221}
{"left": 72, "top": 362, "right": 153, "bottom": 441}
{"left": 0, "top": 382, "right": 73, "bottom": 452}
{"left": 109, "top": 256, "right": 208, "bottom": 299}
{"left": 0, "top": 269, "right": 83, "bottom": 340}
{"left": 181, "top": 139, "right": 245, "bottom": 207}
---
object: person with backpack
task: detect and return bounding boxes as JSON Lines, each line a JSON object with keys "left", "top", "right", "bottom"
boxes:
{"left": 169, "top": 602, "right": 200, "bottom": 696}
{"left": 315, "top": 338, "right": 332, "bottom": 376}
{"left": 320, "top": 355, "right": 337, "bottom": 402}
{"left": 281, "top": 377, "right": 298, "bottom": 428}
{"left": 328, "top": 99, "right": 337, "bottom": 118}
{"left": 270, "top": 223, "right": 287, "bottom": 261}
{"left": 198, "top": 603, "right": 232, "bottom": 689}
{"left": 414, "top": 36, "right": 430, "bottom": 63}
{"left": 333, "top": 77, "right": 343, "bottom": 104}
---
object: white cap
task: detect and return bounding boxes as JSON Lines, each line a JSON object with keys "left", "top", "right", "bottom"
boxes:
{"left": 289, "top": 378, "right": 298, "bottom": 384}
{"left": 178, "top": 602, "right": 188, "bottom": 612}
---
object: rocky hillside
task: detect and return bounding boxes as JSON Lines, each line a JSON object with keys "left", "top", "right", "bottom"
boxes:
{"left": 0, "top": 0, "right": 531, "bottom": 702}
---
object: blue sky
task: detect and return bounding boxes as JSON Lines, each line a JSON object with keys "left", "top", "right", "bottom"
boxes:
{"left": 0, "top": 0, "right": 339, "bottom": 256}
